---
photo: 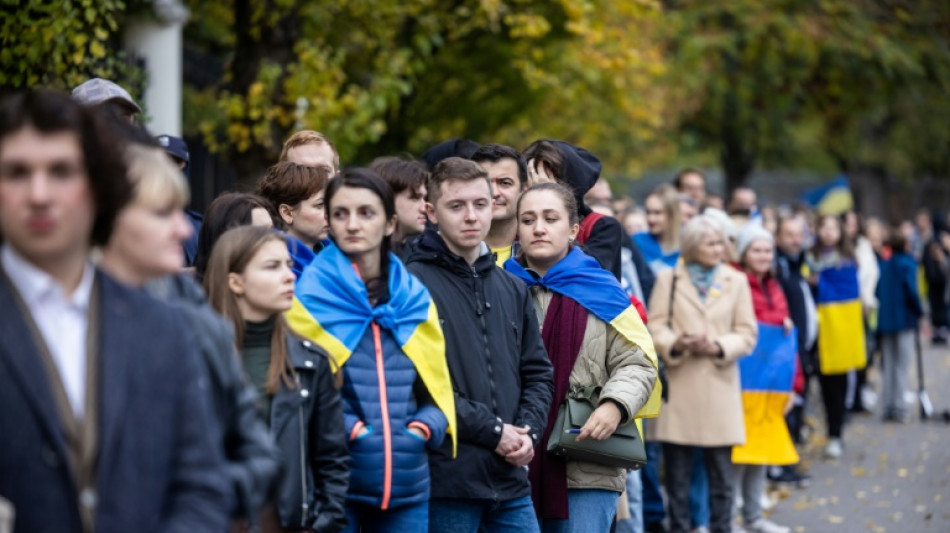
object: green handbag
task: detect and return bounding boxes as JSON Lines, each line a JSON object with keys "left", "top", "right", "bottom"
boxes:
{"left": 546, "top": 385, "right": 647, "bottom": 470}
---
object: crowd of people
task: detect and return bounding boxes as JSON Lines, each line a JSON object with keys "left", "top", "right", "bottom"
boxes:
{"left": 0, "top": 80, "right": 946, "bottom": 533}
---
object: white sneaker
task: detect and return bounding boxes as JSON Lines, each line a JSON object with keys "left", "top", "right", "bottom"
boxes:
{"left": 824, "top": 438, "right": 843, "bottom": 460}
{"left": 745, "top": 518, "right": 791, "bottom": 533}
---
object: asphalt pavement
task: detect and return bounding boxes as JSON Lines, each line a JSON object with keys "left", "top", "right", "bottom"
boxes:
{"left": 763, "top": 340, "right": 950, "bottom": 533}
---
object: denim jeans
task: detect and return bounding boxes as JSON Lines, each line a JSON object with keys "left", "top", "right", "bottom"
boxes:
{"left": 642, "top": 438, "right": 665, "bottom": 525}
{"left": 344, "top": 500, "right": 427, "bottom": 533}
{"left": 541, "top": 489, "right": 619, "bottom": 533}
{"left": 688, "top": 448, "right": 710, "bottom": 528}
{"left": 428, "top": 495, "right": 540, "bottom": 533}
{"left": 615, "top": 470, "right": 643, "bottom": 533}
{"left": 663, "top": 444, "right": 733, "bottom": 533}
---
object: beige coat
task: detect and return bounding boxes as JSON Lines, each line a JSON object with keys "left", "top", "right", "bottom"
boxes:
{"left": 530, "top": 287, "right": 658, "bottom": 492}
{"left": 647, "top": 262, "right": 757, "bottom": 447}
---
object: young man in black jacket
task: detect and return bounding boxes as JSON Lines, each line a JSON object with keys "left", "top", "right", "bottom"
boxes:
{"left": 406, "top": 157, "right": 554, "bottom": 532}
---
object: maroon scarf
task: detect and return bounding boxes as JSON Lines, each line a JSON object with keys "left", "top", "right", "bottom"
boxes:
{"left": 530, "top": 293, "right": 589, "bottom": 520}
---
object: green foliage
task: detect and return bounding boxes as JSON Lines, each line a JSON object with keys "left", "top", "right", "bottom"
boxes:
{"left": 0, "top": 0, "right": 143, "bottom": 94}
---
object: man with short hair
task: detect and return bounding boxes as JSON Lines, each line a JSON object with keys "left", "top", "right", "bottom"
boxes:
{"left": 280, "top": 129, "right": 340, "bottom": 173}
{"left": 368, "top": 155, "right": 430, "bottom": 257}
{"left": 71, "top": 77, "right": 141, "bottom": 124}
{"left": 0, "top": 89, "right": 228, "bottom": 532}
{"left": 772, "top": 214, "right": 817, "bottom": 486}
{"left": 406, "top": 157, "right": 553, "bottom": 533}
{"left": 470, "top": 143, "right": 528, "bottom": 266}
{"left": 673, "top": 168, "right": 707, "bottom": 209}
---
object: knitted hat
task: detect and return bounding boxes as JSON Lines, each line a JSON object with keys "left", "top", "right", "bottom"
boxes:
{"left": 702, "top": 207, "right": 738, "bottom": 242}
{"left": 737, "top": 221, "right": 774, "bottom": 259}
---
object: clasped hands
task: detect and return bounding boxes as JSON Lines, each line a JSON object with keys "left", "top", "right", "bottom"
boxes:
{"left": 494, "top": 402, "right": 623, "bottom": 466}
{"left": 672, "top": 333, "right": 721, "bottom": 357}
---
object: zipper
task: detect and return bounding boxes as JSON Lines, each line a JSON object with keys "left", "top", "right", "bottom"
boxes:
{"left": 296, "top": 374, "right": 309, "bottom": 524}
{"left": 371, "top": 322, "right": 393, "bottom": 510}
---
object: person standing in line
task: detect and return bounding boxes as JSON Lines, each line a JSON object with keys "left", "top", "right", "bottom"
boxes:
{"left": 287, "top": 169, "right": 456, "bottom": 532}
{"left": 808, "top": 214, "right": 867, "bottom": 460}
{"left": 875, "top": 230, "right": 924, "bottom": 422}
{"left": 204, "top": 226, "right": 349, "bottom": 532}
{"left": 194, "top": 192, "right": 276, "bottom": 280}
{"left": 470, "top": 143, "right": 529, "bottom": 266}
{"left": 732, "top": 224, "right": 796, "bottom": 533}
{"left": 0, "top": 89, "right": 229, "bottom": 531}
{"left": 367, "top": 156, "right": 430, "bottom": 258}
{"left": 504, "top": 183, "right": 659, "bottom": 533}
{"left": 280, "top": 130, "right": 340, "bottom": 174}
{"left": 405, "top": 157, "right": 554, "bottom": 533}
{"left": 99, "top": 141, "right": 282, "bottom": 529}
{"left": 635, "top": 185, "right": 682, "bottom": 277}
{"left": 647, "top": 215, "right": 758, "bottom": 533}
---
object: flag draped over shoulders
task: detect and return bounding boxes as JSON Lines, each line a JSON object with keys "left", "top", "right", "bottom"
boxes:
{"left": 285, "top": 243, "right": 457, "bottom": 453}
{"left": 732, "top": 323, "right": 799, "bottom": 465}
{"left": 815, "top": 263, "right": 867, "bottom": 375}
{"left": 505, "top": 246, "right": 661, "bottom": 419}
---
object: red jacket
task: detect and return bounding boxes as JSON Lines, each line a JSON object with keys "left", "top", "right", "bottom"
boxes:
{"left": 743, "top": 268, "right": 805, "bottom": 394}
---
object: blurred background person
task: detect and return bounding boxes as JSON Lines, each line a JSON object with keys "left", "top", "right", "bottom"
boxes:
{"left": 194, "top": 192, "right": 276, "bottom": 280}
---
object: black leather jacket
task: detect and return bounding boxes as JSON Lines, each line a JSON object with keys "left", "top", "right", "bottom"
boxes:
{"left": 269, "top": 334, "right": 349, "bottom": 532}
{"left": 146, "top": 274, "right": 281, "bottom": 521}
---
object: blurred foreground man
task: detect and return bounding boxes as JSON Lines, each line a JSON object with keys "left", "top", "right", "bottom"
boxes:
{"left": 0, "top": 89, "right": 228, "bottom": 532}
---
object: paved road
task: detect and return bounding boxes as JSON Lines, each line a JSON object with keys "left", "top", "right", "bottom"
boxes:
{"left": 764, "top": 342, "right": 950, "bottom": 533}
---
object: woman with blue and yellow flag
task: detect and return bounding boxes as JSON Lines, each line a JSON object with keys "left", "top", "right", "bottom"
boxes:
{"left": 808, "top": 214, "right": 867, "bottom": 460}
{"left": 504, "top": 183, "right": 659, "bottom": 533}
{"left": 286, "top": 169, "right": 455, "bottom": 532}
{"left": 733, "top": 224, "right": 797, "bottom": 533}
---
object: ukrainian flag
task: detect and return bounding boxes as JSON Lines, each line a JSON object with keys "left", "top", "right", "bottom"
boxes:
{"left": 505, "top": 247, "right": 662, "bottom": 419}
{"left": 801, "top": 176, "right": 854, "bottom": 216}
{"left": 732, "top": 323, "right": 799, "bottom": 465}
{"left": 285, "top": 243, "right": 457, "bottom": 453}
{"left": 816, "top": 263, "right": 867, "bottom": 375}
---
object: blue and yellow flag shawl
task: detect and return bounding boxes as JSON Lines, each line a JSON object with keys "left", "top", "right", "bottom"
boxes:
{"left": 286, "top": 243, "right": 457, "bottom": 454}
{"left": 505, "top": 247, "right": 661, "bottom": 419}
{"left": 733, "top": 323, "right": 799, "bottom": 465}
{"left": 816, "top": 263, "right": 867, "bottom": 375}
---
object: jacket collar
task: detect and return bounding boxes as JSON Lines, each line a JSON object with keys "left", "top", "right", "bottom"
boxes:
{"left": 673, "top": 260, "right": 736, "bottom": 314}
{"left": 411, "top": 228, "right": 495, "bottom": 277}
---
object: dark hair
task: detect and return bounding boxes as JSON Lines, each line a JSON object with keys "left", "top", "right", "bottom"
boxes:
{"left": 325, "top": 168, "right": 396, "bottom": 291}
{"left": 522, "top": 139, "right": 565, "bottom": 183}
{"left": 368, "top": 155, "right": 429, "bottom": 197}
{"left": 0, "top": 89, "right": 131, "bottom": 246}
{"left": 427, "top": 156, "right": 491, "bottom": 205}
{"left": 203, "top": 225, "right": 299, "bottom": 394}
{"left": 195, "top": 192, "right": 276, "bottom": 279}
{"left": 812, "top": 213, "right": 854, "bottom": 259}
{"left": 887, "top": 226, "right": 909, "bottom": 253}
{"left": 672, "top": 167, "right": 706, "bottom": 190}
{"left": 471, "top": 143, "right": 528, "bottom": 187}
{"left": 517, "top": 182, "right": 580, "bottom": 226}
{"left": 256, "top": 161, "right": 330, "bottom": 228}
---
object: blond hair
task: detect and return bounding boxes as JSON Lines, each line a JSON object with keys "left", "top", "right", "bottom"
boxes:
{"left": 125, "top": 143, "right": 190, "bottom": 209}
{"left": 648, "top": 184, "right": 682, "bottom": 251}
{"left": 279, "top": 130, "right": 340, "bottom": 170}
{"left": 680, "top": 215, "right": 725, "bottom": 264}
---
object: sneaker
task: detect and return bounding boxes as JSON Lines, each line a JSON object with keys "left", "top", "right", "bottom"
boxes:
{"left": 824, "top": 438, "right": 843, "bottom": 460}
{"left": 690, "top": 527, "right": 710, "bottom": 533}
{"left": 745, "top": 518, "right": 790, "bottom": 533}
{"left": 768, "top": 466, "right": 811, "bottom": 488}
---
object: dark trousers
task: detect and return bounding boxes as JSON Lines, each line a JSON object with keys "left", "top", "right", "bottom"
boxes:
{"left": 642, "top": 440, "right": 666, "bottom": 525}
{"left": 662, "top": 443, "right": 733, "bottom": 533}
{"left": 818, "top": 372, "right": 848, "bottom": 438}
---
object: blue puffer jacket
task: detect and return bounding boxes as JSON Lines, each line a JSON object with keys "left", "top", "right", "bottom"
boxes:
{"left": 340, "top": 322, "right": 447, "bottom": 510}
{"left": 876, "top": 252, "right": 924, "bottom": 334}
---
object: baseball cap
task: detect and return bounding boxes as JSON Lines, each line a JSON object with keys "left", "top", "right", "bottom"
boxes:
{"left": 156, "top": 134, "right": 189, "bottom": 164}
{"left": 72, "top": 78, "right": 142, "bottom": 114}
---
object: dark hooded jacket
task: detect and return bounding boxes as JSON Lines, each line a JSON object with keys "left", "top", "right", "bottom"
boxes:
{"left": 405, "top": 229, "right": 554, "bottom": 502}
{"left": 546, "top": 140, "right": 624, "bottom": 280}
{"left": 420, "top": 138, "right": 481, "bottom": 171}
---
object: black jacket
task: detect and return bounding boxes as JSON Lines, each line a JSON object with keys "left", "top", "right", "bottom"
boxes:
{"left": 775, "top": 249, "right": 816, "bottom": 375}
{"left": 547, "top": 139, "right": 623, "bottom": 280}
{"left": 406, "top": 229, "right": 554, "bottom": 502}
{"left": 145, "top": 274, "right": 281, "bottom": 521}
{"left": 269, "top": 335, "right": 349, "bottom": 532}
